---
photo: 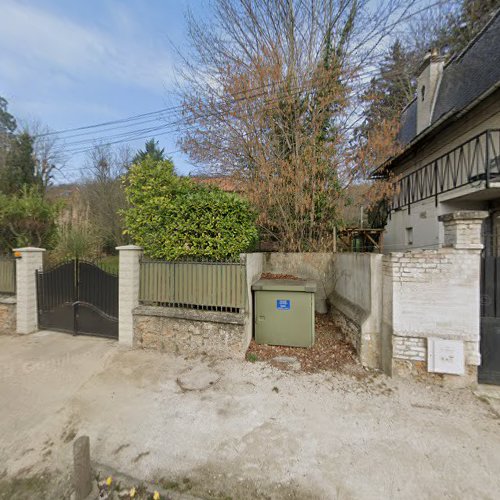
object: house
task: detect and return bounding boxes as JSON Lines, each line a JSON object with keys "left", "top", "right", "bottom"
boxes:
{"left": 374, "top": 11, "right": 500, "bottom": 254}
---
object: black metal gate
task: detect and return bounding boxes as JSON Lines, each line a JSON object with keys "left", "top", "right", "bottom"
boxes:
{"left": 36, "top": 259, "right": 118, "bottom": 339}
{"left": 479, "top": 256, "right": 500, "bottom": 384}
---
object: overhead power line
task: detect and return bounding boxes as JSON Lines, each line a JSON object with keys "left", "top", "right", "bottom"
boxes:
{"left": 57, "top": 70, "right": 392, "bottom": 155}
{"left": 46, "top": 0, "right": 448, "bottom": 162}
{"left": 45, "top": 64, "right": 403, "bottom": 144}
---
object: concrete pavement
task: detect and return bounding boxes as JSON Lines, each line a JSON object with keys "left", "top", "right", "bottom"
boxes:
{"left": 1, "top": 331, "right": 500, "bottom": 499}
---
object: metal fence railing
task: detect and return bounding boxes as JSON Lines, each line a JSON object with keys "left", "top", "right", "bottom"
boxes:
{"left": 139, "top": 258, "right": 246, "bottom": 312}
{"left": 391, "top": 129, "right": 500, "bottom": 210}
{"left": 0, "top": 257, "right": 16, "bottom": 294}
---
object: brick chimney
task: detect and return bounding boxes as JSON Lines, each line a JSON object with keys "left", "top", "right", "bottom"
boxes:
{"left": 416, "top": 48, "right": 445, "bottom": 134}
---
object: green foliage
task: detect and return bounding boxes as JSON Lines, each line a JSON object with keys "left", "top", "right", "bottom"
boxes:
{"left": 0, "top": 96, "right": 16, "bottom": 134}
{"left": 360, "top": 39, "right": 416, "bottom": 134}
{"left": 1, "top": 132, "right": 38, "bottom": 195}
{"left": 51, "top": 222, "right": 102, "bottom": 261}
{"left": 360, "top": 0, "right": 500, "bottom": 142}
{"left": 132, "top": 138, "right": 165, "bottom": 164}
{"left": 246, "top": 353, "right": 258, "bottom": 363}
{"left": 0, "top": 186, "right": 61, "bottom": 251}
{"left": 435, "top": 0, "right": 500, "bottom": 56}
{"left": 123, "top": 157, "right": 258, "bottom": 260}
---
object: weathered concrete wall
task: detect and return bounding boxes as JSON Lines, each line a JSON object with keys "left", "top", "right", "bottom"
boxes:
{"left": 327, "top": 211, "right": 484, "bottom": 387}
{"left": 331, "top": 253, "right": 383, "bottom": 370}
{"left": 243, "top": 253, "right": 264, "bottom": 350}
{"left": 133, "top": 306, "right": 246, "bottom": 358}
{"left": 0, "top": 295, "right": 16, "bottom": 335}
{"left": 262, "top": 252, "right": 335, "bottom": 313}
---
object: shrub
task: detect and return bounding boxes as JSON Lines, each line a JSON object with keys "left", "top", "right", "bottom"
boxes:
{"left": 0, "top": 186, "right": 60, "bottom": 252}
{"left": 123, "top": 157, "right": 258, "bottom": 260}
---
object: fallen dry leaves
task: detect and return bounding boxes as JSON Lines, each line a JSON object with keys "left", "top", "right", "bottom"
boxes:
{"left": 247, "top": 314, "right": 358, "bottom": 373}
{"left": 260, "top": 273, "right": 301, "bottom": 280}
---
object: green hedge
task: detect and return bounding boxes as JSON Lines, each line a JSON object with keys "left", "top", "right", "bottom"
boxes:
{"left": 123, "top": 158, "right": 258, "bottom": 260}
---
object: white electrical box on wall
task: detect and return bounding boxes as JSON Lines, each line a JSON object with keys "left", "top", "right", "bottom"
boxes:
{"left": 427, "top": 338, "right": 464, "bottom": 375}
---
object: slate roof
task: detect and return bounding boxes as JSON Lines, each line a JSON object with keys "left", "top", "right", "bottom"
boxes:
{"left": 397, "top": 9, "right": 500, "bottom": 147}
{"left": 397, "top": 99, "right": 417, "bottom": 145}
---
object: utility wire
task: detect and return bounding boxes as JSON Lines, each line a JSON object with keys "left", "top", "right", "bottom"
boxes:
{"left": 46, "top": 0, "right": 448, "bottom": 165}
{"left": 45, "top": 61, "right": 415, "bottom": 145}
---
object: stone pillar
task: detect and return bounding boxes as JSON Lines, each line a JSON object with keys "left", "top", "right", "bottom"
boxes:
{"left": 13, "top": 247, "right": 45, "bottom": 334}
{"left": 439, "top": 210, "right": 488, "bottom": 250}
{"left": 116, "top": 245, "right": 143, "bottom": 346}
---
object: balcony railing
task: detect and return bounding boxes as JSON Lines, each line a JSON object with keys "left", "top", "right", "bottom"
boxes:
{"left": 391, "top": 129, "right": 500, "bottom": 211}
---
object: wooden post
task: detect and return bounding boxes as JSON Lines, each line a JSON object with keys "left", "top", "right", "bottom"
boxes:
{"left": 333, "top": 226, "right": 337, "bottom": 253}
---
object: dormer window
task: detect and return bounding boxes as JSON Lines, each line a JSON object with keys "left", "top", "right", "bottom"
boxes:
{"left": 421, "top": 85, "right": 426, "bottom": 101}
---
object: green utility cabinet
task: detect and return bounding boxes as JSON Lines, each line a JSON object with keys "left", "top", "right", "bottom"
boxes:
{"left": 252, "top": 279, "right": 316, "bottom": 347}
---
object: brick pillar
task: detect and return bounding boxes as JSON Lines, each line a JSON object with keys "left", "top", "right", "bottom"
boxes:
{"left": 439, "top": 210, "right": 488, "bottom": 250}
{"left": 116, "top": 245, "right": 143, "bottom": 346}
{"left": 13, "top": 247, "right": 45, "bottom": 334}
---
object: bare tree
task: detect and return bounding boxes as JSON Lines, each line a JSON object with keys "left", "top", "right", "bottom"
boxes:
{"left": 177, "top": 0, "right": 420, "bottom": 250}
{"left": 79, "top": 143, "right": 130, "bottom": 253}
{"left": 22, "top": 120, "right": 66, "bottom": 190}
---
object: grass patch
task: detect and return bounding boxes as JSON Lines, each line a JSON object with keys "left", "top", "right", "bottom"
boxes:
{"left": 0, "top": 475, "right": 51, "bottom": 500}
{"left": 246, "top": 353, "right": 258, "bottom": 363}
{"left": 99, "top": 255, "right": 119, "bottom": 274}
{"left": 159, "top": 476, "right": 193, "bottom": 492}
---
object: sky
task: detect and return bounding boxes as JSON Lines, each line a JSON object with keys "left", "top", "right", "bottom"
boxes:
{"left": 0, "top": 0, "right": 437, "bottom": 183}
{"left": 0, "top": 0, "right": 210, "bottom": 181}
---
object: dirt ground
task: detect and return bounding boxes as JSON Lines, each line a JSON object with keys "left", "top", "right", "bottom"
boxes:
{"left": 1, "top": 331, "right": 500, "bottom": 499}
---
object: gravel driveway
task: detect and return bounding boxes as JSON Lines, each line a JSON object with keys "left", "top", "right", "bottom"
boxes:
{"left": 1, "top": 331, "right": 499, "bottom": 499}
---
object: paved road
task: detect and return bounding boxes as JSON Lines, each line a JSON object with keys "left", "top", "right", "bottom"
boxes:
{"left": 1, "top": 331, "right": 500, "bottom": 499}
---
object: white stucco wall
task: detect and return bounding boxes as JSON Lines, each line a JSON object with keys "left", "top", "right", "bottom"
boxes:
{"left": 384, "top": 198, "right": 442, "bottom": 253}
{"left": 393, "top": 92, "right": 500, "bottom": 179}
{"left": 384, "top": 194, "right": 491, "bottom": 253}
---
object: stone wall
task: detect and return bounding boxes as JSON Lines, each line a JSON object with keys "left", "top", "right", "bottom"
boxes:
{"left": 330, "top": 309, "right": 360, "bottom": 352}
{"left": 130, "top": 253, "right": 264, "bottom": 359}
{"left": 0, "top": 295, "right": 16, "bottom": 335}
{"left": 133, "top": 306, "right": 246, "bottom": 358}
